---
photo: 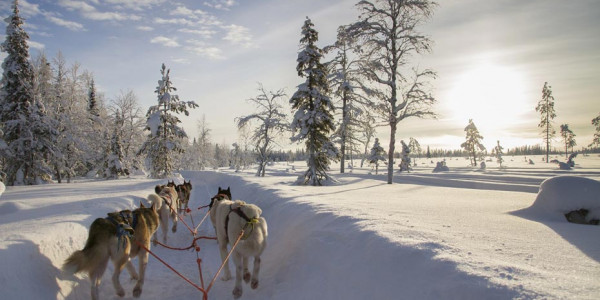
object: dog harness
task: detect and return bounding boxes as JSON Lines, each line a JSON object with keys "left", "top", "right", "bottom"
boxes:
{"left": 224, "top": 204, "right": 259, "bottom": 241}
{"left": 209, "top": 193, "right": 229, "bottom": 209}
{"left": 106, "top": 210, "right": 137, "bottom": 250}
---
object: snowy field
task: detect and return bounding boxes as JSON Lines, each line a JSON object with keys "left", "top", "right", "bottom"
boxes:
{"left": 0, "top": 154, "right": 599, "bottom": 299}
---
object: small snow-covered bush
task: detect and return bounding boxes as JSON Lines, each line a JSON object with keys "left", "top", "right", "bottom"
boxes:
{"left": 531, "top": 176, "right": 600, "bottom": 225}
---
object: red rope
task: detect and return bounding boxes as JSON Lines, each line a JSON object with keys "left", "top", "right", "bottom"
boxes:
{"left": 206, "top": 230, "right": 245, "bottom": 293}
{"left": 135, "top": 240, "right": 208, "bottom": 298}
{"left": 194, "top": 208, "right": 212, "bottom": 233}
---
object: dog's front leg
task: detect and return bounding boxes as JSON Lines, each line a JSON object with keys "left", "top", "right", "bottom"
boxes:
{"left": 243, "top": 256, "right": 250, "bottom": 283}
{"left": 133, "top": 250, "right": 149, "bottom": 298}
{"left": 125, "top": 260, "right": 139, "bottom": 280}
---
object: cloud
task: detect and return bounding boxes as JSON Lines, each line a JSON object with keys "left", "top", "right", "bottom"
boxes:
{"left": 57, "top": 0, "right": 141, "bottom": 21}
{"left": 172, "top": 58, "right": 191, "bottom": 64}
{"left": 150, "top": 36, "right": 180, "bottom": 47}
{"left": 223, "top": 24, "right": 254, "bottom": 48}
{"left": 104, "top": 0, "right": 167, "bottom": 11}
{"left": 171, "top": 6, "right": 207, "bottom": 19}
{"left": 137, "top": 26, "right": 154, "bottom": 31}
{"left": 45, "top": 15, "right": 85, "bottom": 31}
{"left": 188, "top": 46, "right": 225, "bottom": 60}
{"left": 185, "top": 39, "right": 224, "bottom": 60}
{"left": 154, "top": 17, "right": 196, "bottom": 27}
{"left": 203, "top": 0, "right": 237, "bottom": 11}
{"left": 178, "top": 28, "right": 216, "bottom": 39}
{"left": 27, "top": 40, "right": 45, "bottom": 50}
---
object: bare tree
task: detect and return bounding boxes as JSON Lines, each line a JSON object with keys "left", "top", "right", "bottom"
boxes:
{"left": 109, "top": 90, "right": 145, "bottom": 173}
{"left": 348, "top": 0, "right": 437, "bottom": 184}
{"left": 236, "top": 83, "right": 288, "bottom": 177}
{"left": 325, "top": 26, "right": 366, "bottom": 174}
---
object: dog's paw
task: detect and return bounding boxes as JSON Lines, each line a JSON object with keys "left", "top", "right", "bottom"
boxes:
{"left": 232, "top": 287, "right": 243, "bottom": 299}
{"left": 243, "top": 271, "right": 251, "bottom": 283}
{"left": 130, "top": 274, "right": 139, "bottom": 281}
{"left": 251, "top": 279, "right": 259, "bottom": 289}
{"left": 116, "top": 287, "right": 125, "bottom": 297}
{"left": 133, "top": 286, "right": 142, "bottom": 298}
{"left": 171, "top": 226, "right": 177, "bottom": 233}
{"left": 221, "top": 273, "right": 232, "bottom": 281}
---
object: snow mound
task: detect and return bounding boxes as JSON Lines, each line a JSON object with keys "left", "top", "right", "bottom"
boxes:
{"left": 0, "top": 201, "right": 27, "bottom": 215}
{"left": 530, "top": 176, "right": 600, "bottom": 221}
{"left": 0, "top": 181, "right": 4, "bottom": 197}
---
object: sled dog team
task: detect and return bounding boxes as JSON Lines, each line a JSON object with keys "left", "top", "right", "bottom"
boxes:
{"left": 63, "top": 181, "right": 268, "bottom": 300}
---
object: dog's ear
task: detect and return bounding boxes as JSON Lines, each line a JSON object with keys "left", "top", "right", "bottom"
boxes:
{"left": 155, "top": 185, "right": 162, "bottom": 194}
{"left": 140, "top": 200, "right": 146, "bottom": 208}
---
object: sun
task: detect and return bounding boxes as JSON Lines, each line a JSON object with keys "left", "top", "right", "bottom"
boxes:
{"left": 444, "top": 63, "right": 529, "bottom": 140}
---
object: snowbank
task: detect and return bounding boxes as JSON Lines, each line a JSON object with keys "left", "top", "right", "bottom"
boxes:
{"left": 530, "top": 176, "right": 600, "bottom": 222}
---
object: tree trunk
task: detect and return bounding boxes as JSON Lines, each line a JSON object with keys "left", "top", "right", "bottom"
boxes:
{"left": 387, "top": 122, "right": 396, "bottom": 184}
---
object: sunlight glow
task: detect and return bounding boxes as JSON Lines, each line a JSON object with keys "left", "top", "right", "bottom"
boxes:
{"left": 445, "top": 63, "right": 529, "bottom": 143}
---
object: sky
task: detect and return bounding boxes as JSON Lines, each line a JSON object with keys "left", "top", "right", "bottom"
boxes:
{"left": 0, "top": 0, "right": 599, "bottom": 151}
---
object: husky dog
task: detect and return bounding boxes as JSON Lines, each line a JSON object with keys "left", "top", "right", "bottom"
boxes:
{"left": 215, "top": 200, "right": 268, "bottom": 299}
{"left": 209, "top": 186, "right": 232, "bottom": 231}
{"left": 176, "top": 180, "right": 192, "bottom": 214}
{"left": 63, "top": 202, "right": 159, "bottom": 300}
{"left": 151, "top": 184, "right": 179, "bottom": 245}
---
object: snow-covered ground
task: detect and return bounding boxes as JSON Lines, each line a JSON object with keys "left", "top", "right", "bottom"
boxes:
{"left": 0, "top": 154, "right": 599, "bottom": 299}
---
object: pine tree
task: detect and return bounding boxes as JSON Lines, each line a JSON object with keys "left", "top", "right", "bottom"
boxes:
{"left": 589, "top": 113, "right": 600, "bottom": 149}
{"left": 290, "top": 17, "right": 338, "bottom": 186}
{"left": 138, "top": 63, "right": 198, "bottom": 178}
{"left": 560, "top": 124, "right": 576, "bottom": 160}
{"left": 426, "top": 145, "right": 431, "bottom": 159}
{"left": 536, "top": 82, "right": 556, "bottom": 163}
{"left": 367, "top": 138, "right": 386, "bottom": 175}
{"left": 492, "top": 140, "right": 504, "bottom": 168}
{"left": 461, "top": 119, "right": 486, "bottom": 166}
{"left": 88, "top": 78, "right": 99, "bottom": 118}
{"left": 0, "top": 0, "right": 59, "bottom": 185}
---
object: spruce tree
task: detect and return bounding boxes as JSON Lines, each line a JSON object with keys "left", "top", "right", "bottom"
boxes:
{"left": 138, "top": 63, "right": 198, "bottom": 178}
{"left": 290, "top": 17, "right": 338, "bottom": 186}
{"left": 492, "top": 140, "right": 504, "bottom": 168}
{"left": 88, "top": 78, "right": 99, "bottom": 118}
{"left": 460, "top": 119, "right": 486, "bottom": 166}
{"left": 536, "top": 82, "right": 556, "bottom": 162}
{"left": 559, "top": 124, "right": 576, "bottom": 160}
{"left": 367, "top": 137, "right": 386, "bottom": 175}
{"left": 0, "top": 0, "right": 58, "bottom": 185}
{"left": 590, "top": 113, "right": 600, "bottom": 149}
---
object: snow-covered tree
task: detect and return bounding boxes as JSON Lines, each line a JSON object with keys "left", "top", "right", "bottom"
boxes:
{"left": 290, "top": 17, "right": 339, "bottom": 186}
{"left": 137, "top": 63, "right": 198, "bottom": 178}
{"left": 0, "top": 0, "right": 59, "bottom": 185}
{"left": 536, "top": 82, "right": 556, "bottom": 163}
{"left": 461, "top": 119, "right": 486, "bottom": 166}
{"left": 560, "top": 124, "right": 576, "bottom": 160}
{"left": 196, "top": 114, "right": 213, "bottom": 170}
{"left": 325, "top": 26, "right": 365, "bottom": 174}
{"left": 103, "top": 110, "right": 126, "bottom": 179}
{"left": 492, "top": 140, "right": 504, "bottom": 168}
{"left": 88, "top": 78, "right": 99, "bottom": 118}
{"left": 408, "top": 137, "right": 421, "bottom": 165}
{"left": 398, "top": 140, "right": 411, "bottom": 172}
{"left": 109, "top": 90, "right": 145, "bottom": 174}
{"left": 347, "top": 0, "right": 437, "bottom": 184}
{"left": 590, "top": 113, "right": 600, "bottom": 149}
{"left": 367, "top": 137, "right": 386, "bottom": 174}
{"left": 236, "top": 83, "right": 288, "bottom": 177}
{"left": 358, "top": 110, "right": 377, "bottom": 167}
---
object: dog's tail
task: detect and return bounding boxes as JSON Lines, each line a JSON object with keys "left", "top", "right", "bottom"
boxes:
{"left": 62, "top": 232, "right": 107, "bottom": 275}
{"left": 148, "top": 193, "right": 163, "bottom": 210}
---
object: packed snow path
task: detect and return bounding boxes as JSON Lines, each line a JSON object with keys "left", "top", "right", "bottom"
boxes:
{"left": 0, "top": 158, "right": 599, "bottom": 299}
